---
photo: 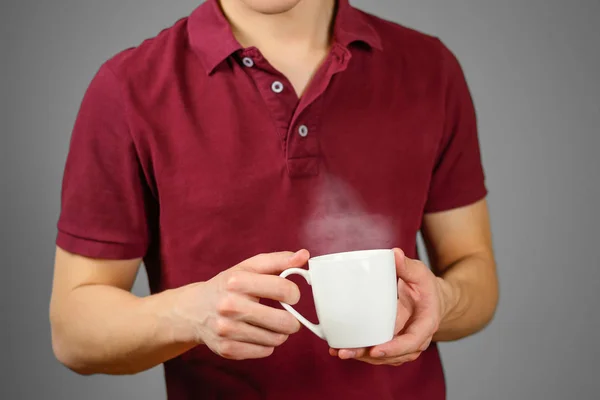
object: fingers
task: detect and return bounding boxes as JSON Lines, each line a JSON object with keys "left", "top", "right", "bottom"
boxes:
{"left": 394, "top": 290, "right": 413, "bottom": 334}
{"left": 370, "top": 314, "right": 435, "bottom": 358}
{"left": 393, "top": 248, "right": 426, "bottom": 285}
{"left": 228, "top": 249, "right": 310, "bottom": 303}
{"left": 337, "top": 347, "right": 369, "bottom": 360}
{"left": 224, "top": 270, "right": 301, "bottom": 304}
{"left": 240, "top": 301, "right": 302, "bottom": 334}
{"left": 209, "top": 292, "right": 301, "bottom": 360}
{"left": 333, "top": 307, "right": 434, "bottom": 364}
{"left": 376, "top": 351, "right": 423, "bottom": 366}
{"left": 419, "top": 337, "right": 433, "bottom": 352}
{"left": 237, "top": 249, "right": 310, "bottom": 275}
{"left": 213, "top": 317, "right": 290, "bottom": 347}
{"left": 202, "top": 250, "right": 311, "bottom": 362}
{"left": 335, "top": 328, "right": 426, "bottom": 361}
{"left": 330, "top": 347, "right": 425, "bottom": 366}
{"left": 216, "top": 293, "right": 301, "bottom": 335}
{"left": 328, "top": 249, "right": 437, "bottom": 367}
{"left": 288, "top": 249, "right": 311, "bottom": 268}
{"left": 212, "top": 340, "right": 275, "bottom": 361}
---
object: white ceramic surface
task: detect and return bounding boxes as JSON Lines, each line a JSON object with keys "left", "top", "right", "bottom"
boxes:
{"left": 279, "top": 249, "right": 398, "bottom": 349}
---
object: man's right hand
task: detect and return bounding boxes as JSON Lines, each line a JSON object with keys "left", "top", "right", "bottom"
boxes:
{"left": 50, "top": 248, "right": 309, "bottom": 374}
{"left": 173, "top": 250, "right": 310, "bottom": 360}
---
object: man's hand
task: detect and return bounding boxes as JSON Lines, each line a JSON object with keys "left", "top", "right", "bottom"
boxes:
{"left": 329, "top": 199, "right": 498, "bottom": 367}
{"left": 174, "top": 250, "right": 310, "bottom": 360}
{"left": 50, "top": 248, "right": 310, "bottom": 375}
{"left": 329, "top": 248, "right": 454, "bottom": 366}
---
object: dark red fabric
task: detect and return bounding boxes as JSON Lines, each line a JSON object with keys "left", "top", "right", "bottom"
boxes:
{"left": 56, "top": 0, "right": 487, "bottom": 398}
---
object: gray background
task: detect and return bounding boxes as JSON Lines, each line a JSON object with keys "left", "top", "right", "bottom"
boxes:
{"left": 3, "top": 0, "right": 599, "bottom": 399}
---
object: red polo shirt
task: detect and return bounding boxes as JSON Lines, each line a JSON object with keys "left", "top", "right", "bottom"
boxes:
{"left": 56, "top": 0, "right": 487, "bottom": 398}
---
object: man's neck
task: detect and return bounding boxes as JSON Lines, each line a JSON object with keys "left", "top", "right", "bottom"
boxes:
{"left": 219, "top": 0, "right": 337, "bottom": 55}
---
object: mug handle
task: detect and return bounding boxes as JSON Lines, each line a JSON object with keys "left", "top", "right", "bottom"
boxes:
{"left": 279, "top": 268, "right": 325, "bottom": 340}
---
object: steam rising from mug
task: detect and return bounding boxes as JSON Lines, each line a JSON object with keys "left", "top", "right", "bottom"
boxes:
{"left": 301, "top": 175, "right": 396, "bottom": 256}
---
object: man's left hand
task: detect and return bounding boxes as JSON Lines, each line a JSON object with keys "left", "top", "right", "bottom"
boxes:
{"left": 329, "top": 248, "right": 456, "bottom": 366}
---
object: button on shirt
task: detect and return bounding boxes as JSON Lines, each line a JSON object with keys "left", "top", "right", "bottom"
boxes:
{"left": 242, "top": 56, "right": 254, "bottom": 67}
{"left": 56, "top": 0, "right": 487, "bottom": 399}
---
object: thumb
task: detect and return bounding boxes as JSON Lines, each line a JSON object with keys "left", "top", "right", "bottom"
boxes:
{"left": 237, "top": 249, "right": 310, "bottom": 274}
{"left": 393, "top": 248, "right": 425, "bottom": 285}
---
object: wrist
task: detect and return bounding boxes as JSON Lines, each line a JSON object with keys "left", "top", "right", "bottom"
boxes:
{"left": 149, "top": 284, "right": 204, "bottom": 346}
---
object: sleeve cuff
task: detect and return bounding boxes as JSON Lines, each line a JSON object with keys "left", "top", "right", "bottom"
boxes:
{"left": 424, "top": 185, "right": 488, "bottom": 214}
{"left": 56, "top": 230, "right": 147, "bottom": 260}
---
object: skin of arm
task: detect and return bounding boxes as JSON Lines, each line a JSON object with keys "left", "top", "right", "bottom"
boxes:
{"left": 49, "top": 249, "right": 196, "bottom": 375}
{"left": 424, "top": 199, "right": 499, "bottom": 342}
{"left": 49, "top": 248, "right": 307, "bottom": 375}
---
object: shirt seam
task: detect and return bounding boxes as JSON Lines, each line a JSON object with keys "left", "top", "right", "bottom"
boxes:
{"left": 57, "top": 227, "right": 148, "bottom": 247}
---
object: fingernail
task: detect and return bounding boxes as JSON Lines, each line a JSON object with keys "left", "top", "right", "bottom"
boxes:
{"left": 376, "top": 351, "right": 386, "bottom": 357}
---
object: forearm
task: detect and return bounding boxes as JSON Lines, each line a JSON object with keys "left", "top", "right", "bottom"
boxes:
{"left": 50, "top": 285, "right": 196, "bottom": 375}
{"left": 433, "top": 252, "right": 498, "bottom": 342}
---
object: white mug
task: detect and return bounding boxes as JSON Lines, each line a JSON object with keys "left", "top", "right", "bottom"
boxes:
{"left": 279, "top": 249, "right": 398, "bottom": 349}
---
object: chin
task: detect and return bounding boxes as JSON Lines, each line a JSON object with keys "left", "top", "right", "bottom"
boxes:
{"left": 240, "top": 0, "right": 303, "bottom": 14}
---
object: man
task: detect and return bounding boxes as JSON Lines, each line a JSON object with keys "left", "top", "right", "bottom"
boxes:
{"left": 50, "top": 0, "right": 499, "bottom": 398}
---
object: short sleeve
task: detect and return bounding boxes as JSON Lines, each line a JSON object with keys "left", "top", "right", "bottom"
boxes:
{"left": 56, "top": 63, "right": 151, "bottom": 259}
{"left": 424, "top": 41, "right": 488, "bottom": 213}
